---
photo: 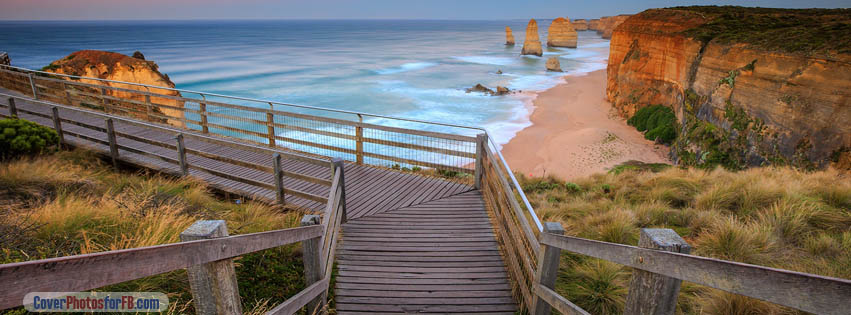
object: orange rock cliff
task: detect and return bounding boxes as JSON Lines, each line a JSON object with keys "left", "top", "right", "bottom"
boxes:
{"left": 43, "top": 50, "right": 184, "bottom": 127}
{"left": 572, "top": 19, "right": 589, "bottom": 31}
{"left": 606, "top": 7, "right": 851, "bottom": 169}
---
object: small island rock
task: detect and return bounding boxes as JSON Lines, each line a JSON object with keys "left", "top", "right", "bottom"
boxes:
{"left": 495, "top": 86, "right": 510, "bottom": 95}
{"left": 505, "top": 26, "right": 515, "bottom": 46}
{"left": 546, "top": 57, "right": 562, "bottom": 72}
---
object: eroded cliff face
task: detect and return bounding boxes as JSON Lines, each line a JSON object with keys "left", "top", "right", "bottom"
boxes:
{"left": 45, "top": 50, "right": 184, "bottom": 127}
{"left": 597, "top": 15, "right": 631, "bottom": 39}
{"left": 607, "top": 8, "right": 851, "bottom": 169}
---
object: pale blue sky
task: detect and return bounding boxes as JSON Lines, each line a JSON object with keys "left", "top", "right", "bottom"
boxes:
{"left": 2, "top": 0, "right": 849, "bottom": 20}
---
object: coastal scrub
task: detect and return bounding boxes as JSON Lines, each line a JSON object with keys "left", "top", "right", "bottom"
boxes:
{"left": 520, "top": 164, "right": 851, "bottom": 314}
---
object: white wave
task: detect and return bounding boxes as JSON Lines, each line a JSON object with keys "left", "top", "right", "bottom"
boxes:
{"left": 453, "top": 56, "right": 517, "bottom": 66}
{"left": 507, "top": 74, "right": 566, "bottom": 92}
{"left": 374, "top": 62, "right": 438, "bottom": 75}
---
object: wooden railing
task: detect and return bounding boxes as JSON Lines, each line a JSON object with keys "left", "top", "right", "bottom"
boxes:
{"left": 0, "top": 157, "right": 347, "bottom": 315}
{"left": 0, "top": 65, "right": 479, "bottom": 174}
{"left": 0, "top": 93, "right": 333, "bottom": 206}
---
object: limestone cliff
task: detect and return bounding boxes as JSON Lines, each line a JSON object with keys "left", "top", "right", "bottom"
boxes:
{"left": 572, "top": 19, "right": 589, "bottom": 31}
{"left": 505, "top": 26, "right": 515, "bottom": 46}
{"left": 607, "top": 7, "right": 851, "bottom": 169}
{"left": 521, "top": 19, "right": 543, "bottom": 56}
{"left": 547, "top": 17, "right": 578, "bottom": 48}
{"left": 44, "top": 50, "right": 184, "bottom": 127}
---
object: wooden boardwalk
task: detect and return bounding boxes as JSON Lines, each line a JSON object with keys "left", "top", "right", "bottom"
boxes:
{"left": 1, "top": 90, "right": 517, "bottom": 313}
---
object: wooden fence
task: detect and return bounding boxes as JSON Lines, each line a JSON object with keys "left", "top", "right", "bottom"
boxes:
{"left": 1, "top": 93, "right": 334, "bottom": 207}
{"left": 0, "top": 159, "right": 347, "bottom": 315}
{"left": 0, "top": 65, "right": 479, "bottom": 174}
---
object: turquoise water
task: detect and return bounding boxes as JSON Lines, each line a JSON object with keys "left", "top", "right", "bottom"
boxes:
{"left": 0, "top": 20, "right": 609, "bottom": 145}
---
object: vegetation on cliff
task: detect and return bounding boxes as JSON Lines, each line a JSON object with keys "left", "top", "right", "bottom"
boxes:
{"left": 626, "top": 105, "right": 676, "bottom": 145}
{"left": 520, "top": 164, "right": 851, "bottom": 314}
{"left": 671, "top": 6, "right": 851, "bottom": 55}
{"left": 0, "top": 149, "right": 310, "bottom": 314}
{"left": 0, "top": 118, "right": 59, "bottom": 160}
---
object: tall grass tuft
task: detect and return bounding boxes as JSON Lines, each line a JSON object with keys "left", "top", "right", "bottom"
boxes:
{"left": 521, "top": 163, "right": 851, "bottom": 314}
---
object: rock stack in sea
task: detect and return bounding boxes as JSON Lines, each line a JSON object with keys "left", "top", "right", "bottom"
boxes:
{"left": 546, "top": 57, "right": 562, "bottom": 72}
{"left": 505, "top": 26, "right": 515, "bottom": 45}
{"left": 572, "top": 19, "right": 589, "bottom": 31}
{"left": 547, "top": 17, "right": 578, "bottom": 48}
{"left": 521, "top": 19, "right": 543, "bottom": 56}
{"left": 588, "top": 19, "right": 602, "bottom": 31}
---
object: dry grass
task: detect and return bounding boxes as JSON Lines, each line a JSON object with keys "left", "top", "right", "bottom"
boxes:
{"left": 0, "top": 149, "right": 308, "bottom": 313}
{"left": 521, "top": 165, "right": 851, "bottom": 314}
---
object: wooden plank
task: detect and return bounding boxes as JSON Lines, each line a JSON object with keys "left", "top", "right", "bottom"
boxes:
{"left": 335, "top": 296, "right": 515, "bottom": 305}
{"left": 540, "top": 233, "right": 851, "bottom": 315}
{"left": 335, "top": 303, "right": 516, "bottom": 313}
{"left": 335, "top": 283, "right": 511, "bottom": 292}
{"left": 535, "top": 284, "right": 590, "bottom": 315}
{"left": 266, "top": 278, "right": 329, "bottom": 315}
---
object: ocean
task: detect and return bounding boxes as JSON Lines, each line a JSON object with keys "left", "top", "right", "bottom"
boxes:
{"left": 0, "top": 20, "right": 609, "bottom": 145}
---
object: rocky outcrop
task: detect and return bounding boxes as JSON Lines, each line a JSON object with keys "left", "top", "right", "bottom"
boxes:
{"left": 572, "top": 19, "right": 589, "bottom": 31}
{"left": 466, "top": 84, "right": 511, "bottom": 96}
{"left": 547, "top": 17, "right": 578, "bottom": 48}
{"left": 521, "top": 19, "right": 543, "bottom": 56}
{"left": 43, "top": 50, "right": 184, "bottom": 127}
{"left": 0, "top": 52, "right": 9, "bottom": 66}
{"left": 132, "top": 51, "right": 145, "bottom": 60}
{"left": 546, "top": 57, "right": 562, "bottom": 72}
{"left": 607, "top": 7, "right": 851, "bottom": 169}
{"left": 505, "top": 26, "right": 515, "bottom": 46}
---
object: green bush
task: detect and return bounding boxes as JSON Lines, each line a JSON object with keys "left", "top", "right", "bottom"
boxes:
{"left": 0, "top": 118, "right": 59, "bottom": 159}
{"left": 627, "top": 105, "right": 677, "bottom": 144}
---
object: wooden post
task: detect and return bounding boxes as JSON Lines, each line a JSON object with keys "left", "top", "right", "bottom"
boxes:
{"left": 62, "top": 82, "right": 72, "bottom": 105}
{"left": 7, "top": 98, "right": 16, "bottom": 118}
{"left": 355, "top": 114, "right": 364, "bottom": 165}
{"left": 180, "top": 220, "right": 243, "bottom": 315}
{"left": 300, "top": 215, "right": 326, "bottom": 314}
{"left": 624, "top": 229, "right": 692, "bottom": 315}
{"left": 100, "top": 87, "right": 107, "bottom": 113}
{"left": 266, "top": 110, "right": 276, "bottom": 147}
{"left": 333, "top": 158, "right": 347, "bottom": 223}
{"left": 474, "top": 133, "right": 487, "bottom": 190}
{"left": 177, "top": 134, "right": 188, "bottom": 176}
{"left": 145, "top": 94, "right": 153, "bottom": 122}
{"left": 105, "top": 118, "right": 119, "bottom": 169}
{"left": 28, "top": 73, "right": 37, "bottom": 99}
{"left": 273, "top": 153, "right": 285, "bottom": 205}
{"left": 532, "top": 222, "right": 564, "bottom": 315}
{"left": 200, "top": 102, "right": 209, "bottom": 133}
{"left": 52, "top": 107, "right": 64, "bottom": 149}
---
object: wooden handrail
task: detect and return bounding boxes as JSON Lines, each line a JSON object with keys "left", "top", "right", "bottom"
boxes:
{"left": 534, "top": 229, "right": 851, "bottom": 315}
{"left": 0, "top": 225, "right": 323, "bottom": 310}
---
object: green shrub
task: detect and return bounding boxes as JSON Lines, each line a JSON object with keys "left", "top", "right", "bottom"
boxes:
{"left": 0, "top": 118, "right": 58, "bottom": 159}
{"left": 565, "top": 182, "right": 582, "bottom": 193}
{"left": 627, "top": 105, "right": 677, "bottom": 144}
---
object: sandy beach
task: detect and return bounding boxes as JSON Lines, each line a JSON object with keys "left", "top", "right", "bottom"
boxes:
{"left": 501, "top": 69, "right": 670, "bottom": 179}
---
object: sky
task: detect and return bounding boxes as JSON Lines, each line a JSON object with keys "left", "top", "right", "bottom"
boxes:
{"left": 1, "top": 0, "right": 849, "bottom": 20}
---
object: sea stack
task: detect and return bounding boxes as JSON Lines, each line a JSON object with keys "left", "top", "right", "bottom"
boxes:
{"left": 572, "top": 19, "right": 589, "bottom": 31}
{"left": 505, "top": 26, "right": 515, "bottom": 46}
{"left": 545, "top": 57, "right": 562, "bottom": 72}
{"left": 521, "top": 19, "right": 543, "bottom": 56}
{"left": 547, "top": 17, "right": 578, "bottom": 48}
{"left": 0, "top": 52, "right": 9, "bottom": 66}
